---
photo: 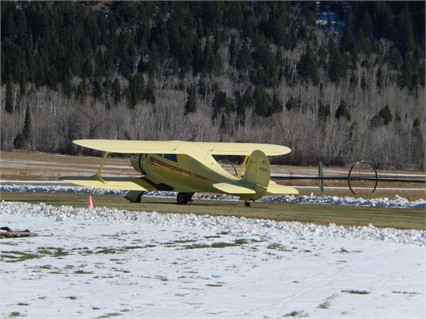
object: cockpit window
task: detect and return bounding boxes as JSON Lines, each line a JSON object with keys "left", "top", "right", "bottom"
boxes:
{"left": 164, "top": 154, "right": 177, "bottom": 162}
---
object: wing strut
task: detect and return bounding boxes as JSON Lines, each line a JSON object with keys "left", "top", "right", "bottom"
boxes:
{"left": 237, "top": 155, "right": 249, "bottom": 178}
{"left": 93, "top": 152, "right": 110, "bottom": 183}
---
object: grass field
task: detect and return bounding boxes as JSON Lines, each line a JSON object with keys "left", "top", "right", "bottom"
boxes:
{"left": 1, "top": 192, "right": 424, "bottom": 230}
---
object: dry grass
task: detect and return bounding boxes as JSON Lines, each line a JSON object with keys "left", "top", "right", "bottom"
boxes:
{"left": 0, "top": 150, "right": 136, "bottom": 180}
{"left": 1, "top": 192, "right": 424, "bottom": 230}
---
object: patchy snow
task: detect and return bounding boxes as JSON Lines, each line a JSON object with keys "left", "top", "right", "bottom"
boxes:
{"left": 1, "top": 200, "right": 425, "bottom": 318}
{"left": 1, "top": 184, "right": 425, "bottom": 208}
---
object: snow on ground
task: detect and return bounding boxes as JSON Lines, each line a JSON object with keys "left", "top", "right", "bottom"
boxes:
{"left": 1, "top": 183, "right": 425, "bottom": 208}
{"left": 1, "top": 198, "right": 425, "bottom": 319}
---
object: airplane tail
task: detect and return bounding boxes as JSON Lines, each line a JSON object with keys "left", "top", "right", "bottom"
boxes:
{"left": 213, "top": 149, "right": 298, "bottom": 200}
{"left": 241, "top": 150, "right": 270, "bottom": 199}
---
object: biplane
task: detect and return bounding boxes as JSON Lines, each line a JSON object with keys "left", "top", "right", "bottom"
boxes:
{"left": 62, "top": 139, "right": 298, "bottom": 206}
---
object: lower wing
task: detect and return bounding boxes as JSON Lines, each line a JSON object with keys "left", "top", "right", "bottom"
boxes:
{"left": 61, "top": 176, "right": 153, "bottom": 191}
{"left": 212, "top": 182, "right": 256, "bottom": 194}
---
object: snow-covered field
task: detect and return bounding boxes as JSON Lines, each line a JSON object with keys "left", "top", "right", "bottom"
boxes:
{"left": 1, "top": 185, "right": 425, "bottom": 318}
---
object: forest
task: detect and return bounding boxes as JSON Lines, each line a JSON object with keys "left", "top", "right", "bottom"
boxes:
{"left": 1, "top": 1, "right": 425, "bottom": 168}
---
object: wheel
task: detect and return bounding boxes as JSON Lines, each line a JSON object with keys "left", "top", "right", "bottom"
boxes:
{"left": 244, "top": 201, "right": 251, "bottom": 207}
{"left": 135, "top": 193, "right": 143, "bottom": 203}
{"left": 125, "top": 191, "right": 144, "bottom": 203}
{"left": 177, "top": 192, "right": 195, "bottom": 204}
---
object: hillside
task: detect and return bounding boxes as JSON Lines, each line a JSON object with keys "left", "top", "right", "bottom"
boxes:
{"left": 1, "top": 1, "right": 424, "bottom": 168}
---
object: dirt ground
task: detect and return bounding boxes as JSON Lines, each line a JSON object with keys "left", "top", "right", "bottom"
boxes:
{"left": 1, "top": 150, "right": 424, "bottom": 200}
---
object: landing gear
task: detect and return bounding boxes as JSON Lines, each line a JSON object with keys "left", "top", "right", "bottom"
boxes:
{"left": 177, "top": 192, "right": 195, "bottom": 204}
{"left": 125, "top": 191, "right": 145, "bottom": 203}
{"left": 244, "top": 201, "right": 251, "bottom": 207}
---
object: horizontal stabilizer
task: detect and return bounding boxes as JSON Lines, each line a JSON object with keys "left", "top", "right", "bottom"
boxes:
{"left": 61, "top": 176, "right": 149, "bottom": 191}
{"left": 213, "top": 182, "right": 256, "bottom": 195}
{"left": 267, "top": 181, "right": 299, "bottom": 195}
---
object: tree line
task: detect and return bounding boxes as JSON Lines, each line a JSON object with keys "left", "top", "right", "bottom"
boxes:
{"left": 1, "top": 1, "right": 424, "bottom": 168}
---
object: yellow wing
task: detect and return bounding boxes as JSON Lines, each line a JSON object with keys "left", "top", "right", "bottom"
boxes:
{"left": 213, "top": 182, "right": 256, "bottom": 195}
{"left": 74, "top": 139, "right": 181, "bottom": 154}
{"left": 61, "top": 176, "right": 152, "bottom": 191}
{"left": 73, "top": 139, "right": 291, "bottom": 156}
{"left": 266, "top": 181, "right": 299, "bottom": 195}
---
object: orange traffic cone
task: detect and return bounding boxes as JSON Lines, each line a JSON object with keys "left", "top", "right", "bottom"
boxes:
{"left": 88, "top": 196, "right": 94, "bottom": 209}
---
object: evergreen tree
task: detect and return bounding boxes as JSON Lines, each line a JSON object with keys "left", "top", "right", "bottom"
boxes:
{"left": 328, "top": 40, "right": 345, "bottom": 83}
{"left": 62, "top": 77, "right": 73, "bottom": 98}
{"left": 370, "top": 105, "right": 393, "bottom": 127}
{"left": 147, "top": 44, "right": 160, "bottom": 77}
{"left": 378, "top": 105, "right": 393, "bottom": 125}
{"left": 317, "top": 101, "right": 331, "bottom": 121}
{"left": 397, "top": 6, "right": 415, "bottom": 57}
{"left": 235, "top": 92, "right": 246, "bottom": 126}
{"left": 192, "top": 40, "right": 204, "bottom": 76}
{"left": 127, "top": 75, "right": 141, "bottom": 109}
{"left": 335, "top": 100, "right": 351, "bottom": 121}
{"left": 144, "top": 78, "right": 156, "bottom": 104}
{"left": 340, "top": 25, "right": 355, "bottom": 53}
{"left": 376, "top": 67, "right": 383, "bottom": 89}
{"left": 92, "top": 78, "right": 102, "bottom": 100}
{"left": 224, "top": 1, "right": 244, "bottom": 28}
{"left": 212, "top": 90, "right": 232, "bottom": 119}
{"left": 184, "top": 85, "right": 197, "bottom": 115}
{"left": 355, "top": 29, "right": 370, "bottom": 54}
{"left": 253, "top": 85, "right": 272, "bottom": 117}
{"left": 46, "top": 64, "right": 58, "bottom": 91}
{"left": 112, "top": 78, "right": 121, "bottom": 104}
{"left": 5, "top": 80, "right": 14, "bottom": 113}
{"left": 220, "top": 113, "right": 227, "bottom": 131}
{"left": 134, "top": 74, "right": 146, "bottom": 102}
{"left": 229, "top": 34, "right": 237, "bottom": 66}
{"left": 272, "top": 90, "right": 283, "bottom": 113}
{"left": 203, "top": 37, "right": 214, "bottom": 74}
{"left": 158, "top": 24, "right": 170, "bottom": 62}
{"left": 236, "top": 42, "right": 252, "bottom": 72}
{"left": 400, "top": 56, "right": 413, "bottom": 89}
{"left": 75, "top": 80, "right": 87, "bottom": 104}
{"left": 297, "top": 44, "right": 319, "bottom": 85}
{"left": 317, "top": 43, "right": 328, "bottom": 67}
{"left": 22, "top": 105, "right": 32, "bottom": 141}
{"left": 269, "top": 14, "right": 288, "bottom": 47}
{"left": 360, "top": 10, "right": 373, "bottom": 40}
{"left": 374, "top": 2, "right": 394, "bottom": 39}
{"left": 94, "top": 50, "right": 105, "bottom": 78}
{"left": 14, "top": 105, "right": 32, "bottom": 149}
{"left": 285, "top": 95, "right": 301, "bottom": 111}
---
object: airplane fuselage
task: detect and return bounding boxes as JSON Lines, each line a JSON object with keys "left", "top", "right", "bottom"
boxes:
{"left": 130, "top": 153, "right": 239, "bottom": 193}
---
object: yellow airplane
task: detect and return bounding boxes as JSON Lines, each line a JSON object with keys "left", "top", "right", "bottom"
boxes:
{"left": 62, "top": 139, "right": 298, "bottom": 206}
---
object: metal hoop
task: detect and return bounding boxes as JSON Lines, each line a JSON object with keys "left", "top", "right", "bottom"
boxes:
{"left": 347, "top": 160, "right": 378, "bottom": 195}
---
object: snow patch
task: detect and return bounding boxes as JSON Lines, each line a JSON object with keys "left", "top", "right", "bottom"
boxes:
{"left": 1, "top": 201, "right": 425, "bottom": 318}
{"left": 1, "top": 184, "right": 425, "bottom": 208}
{"left": 1, "top": 201, "right": 425, "bottom": 246}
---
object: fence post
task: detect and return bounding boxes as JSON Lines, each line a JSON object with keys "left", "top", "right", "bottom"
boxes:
{"left": 318, "top": 161, "right": 324, "bottom": 191}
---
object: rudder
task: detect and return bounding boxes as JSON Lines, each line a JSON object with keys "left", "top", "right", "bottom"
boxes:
{"left": 243, "top": 150, "right": 271, "bottom": 189}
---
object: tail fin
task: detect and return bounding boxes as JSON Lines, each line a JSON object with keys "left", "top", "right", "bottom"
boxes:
{"left": 243, "top": 150, "right": 270, "bottom": 189}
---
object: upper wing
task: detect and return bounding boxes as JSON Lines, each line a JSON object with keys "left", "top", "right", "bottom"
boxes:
{"left": 74, "top": 139, "right": 291, "bottom": 156}
{"left": 74, "top": 139, "right": 182, "bottom": 154}
{"left": 192, "top": 142, "right": 290, "bottom": 156}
